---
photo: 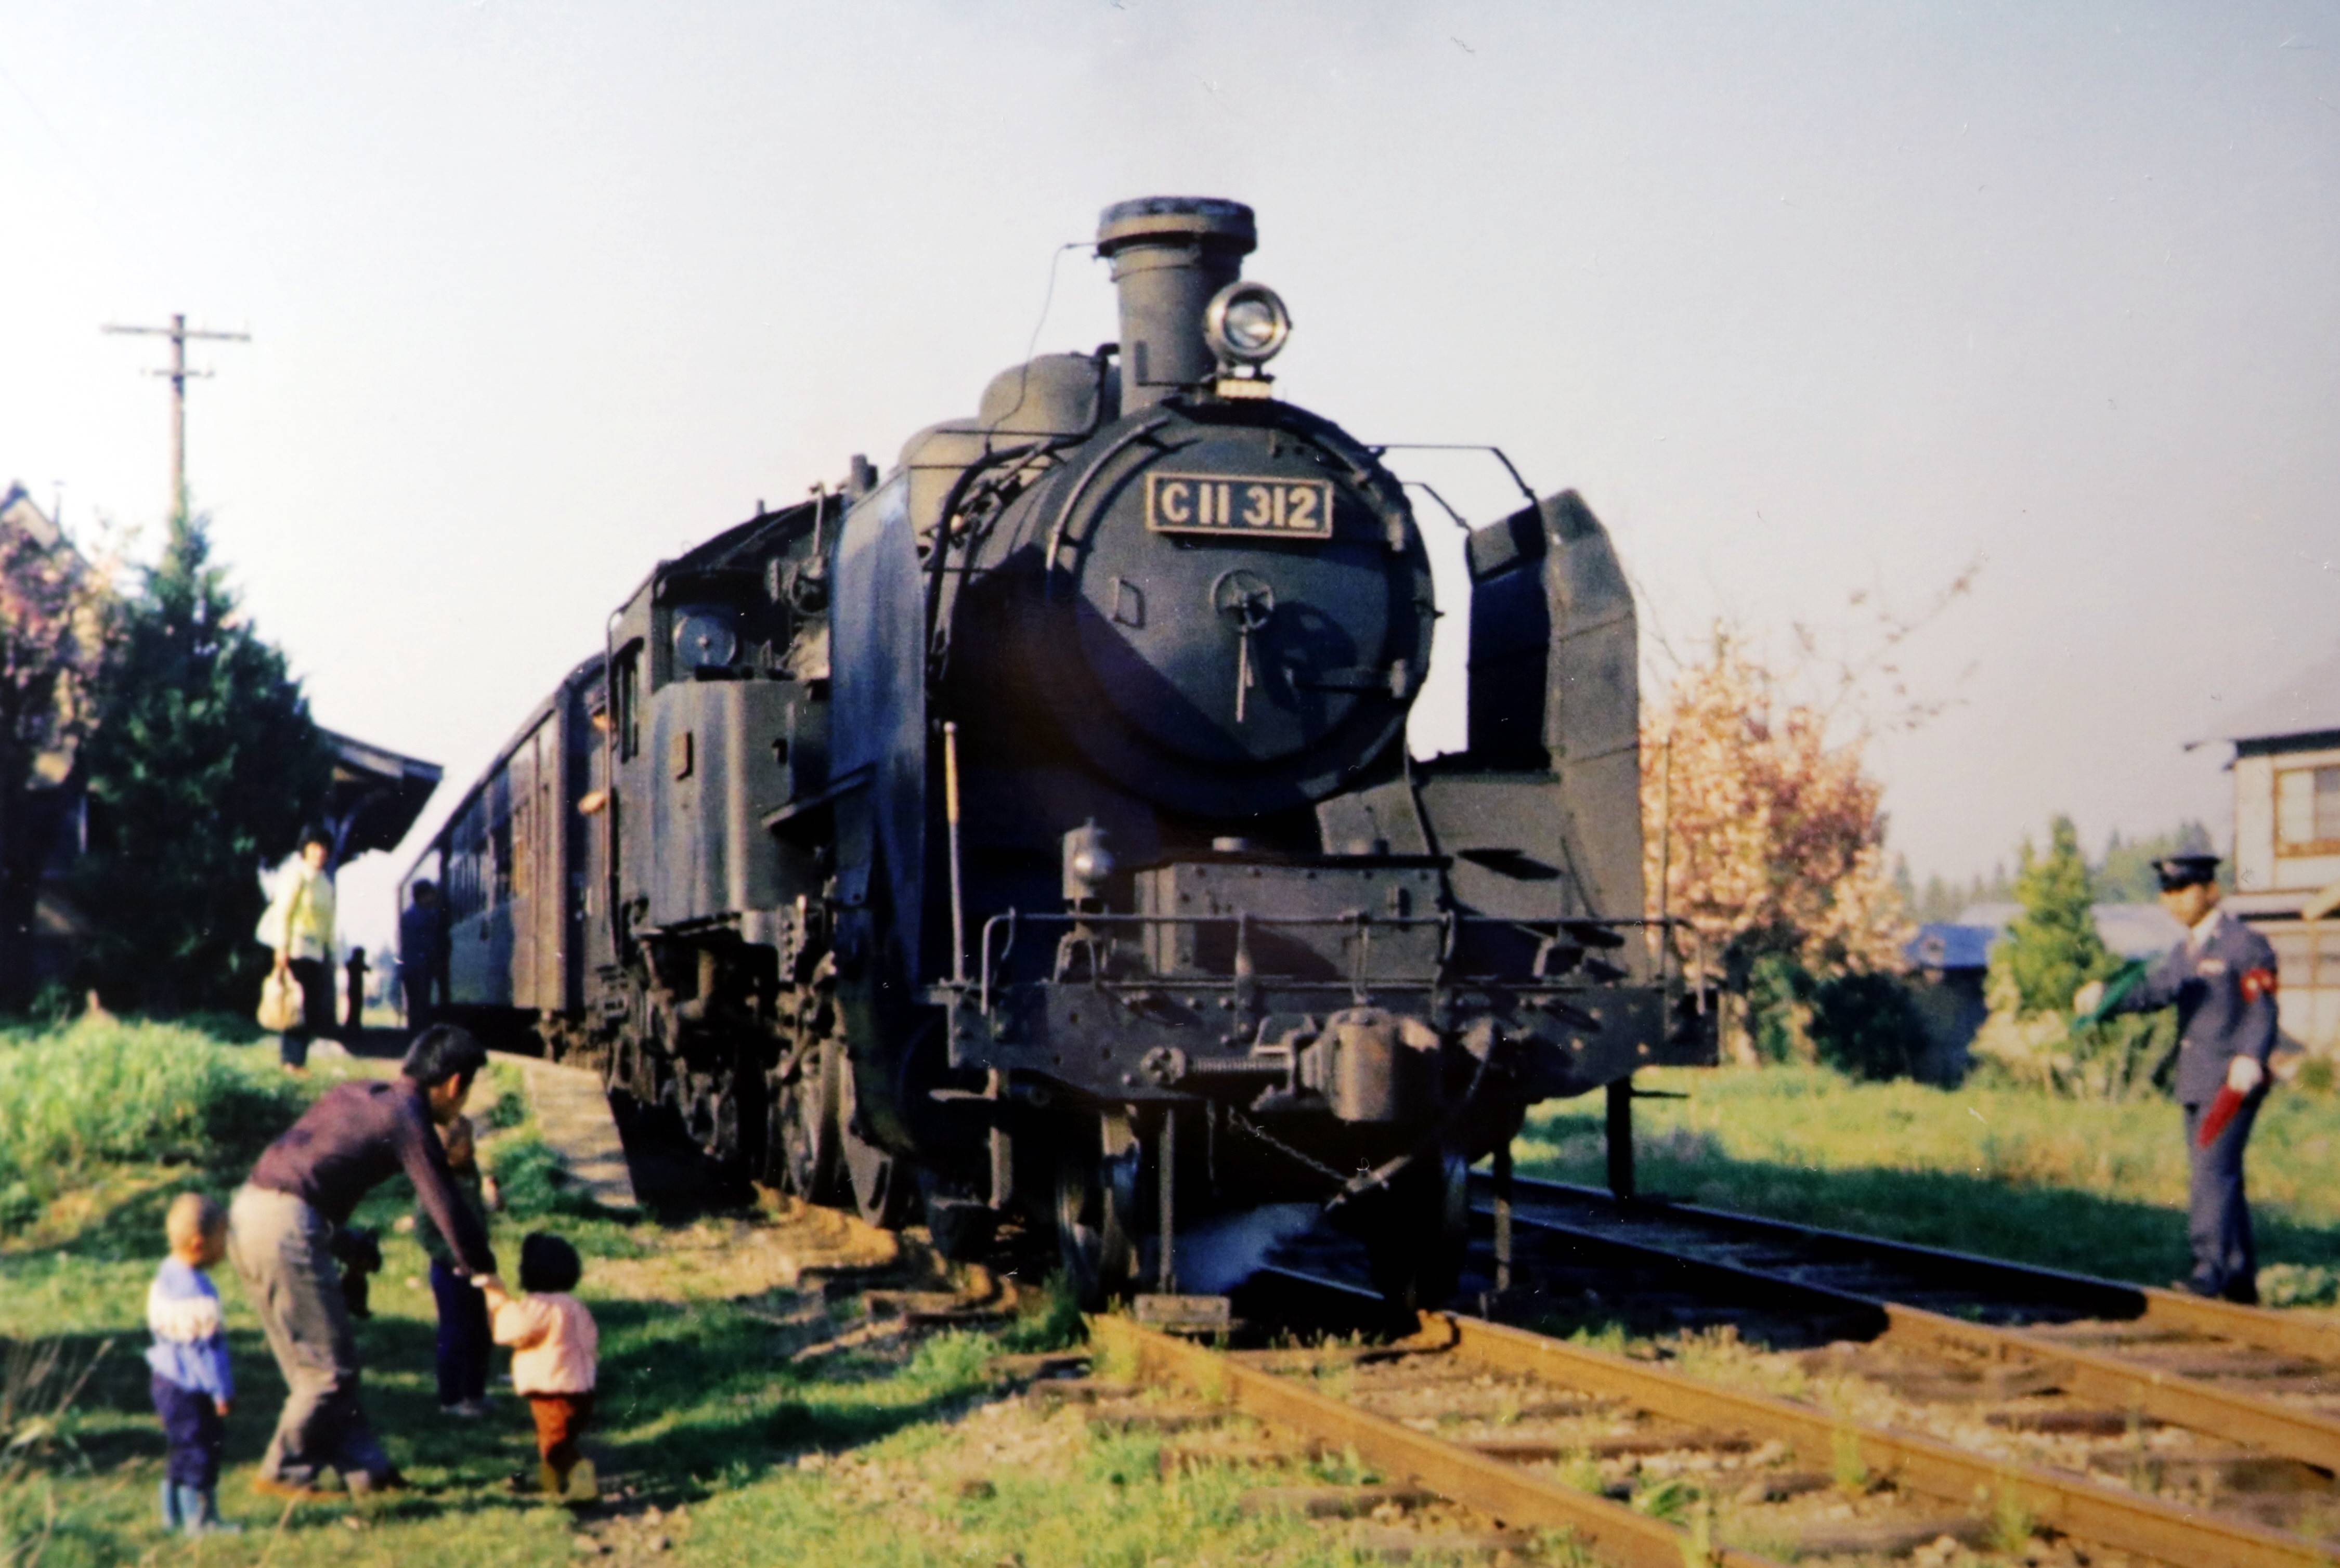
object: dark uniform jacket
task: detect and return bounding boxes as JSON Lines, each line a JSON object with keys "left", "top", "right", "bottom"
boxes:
{"left": 398, "top": 901, "right": 449, "bottom": 1001}
{"left": 2110, "top": 910, "right": 2280, "bottom": 1104}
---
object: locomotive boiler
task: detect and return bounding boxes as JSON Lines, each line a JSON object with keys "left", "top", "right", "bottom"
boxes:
{"left": 409, "top": 195, "right": 1715, "bottom": 1309}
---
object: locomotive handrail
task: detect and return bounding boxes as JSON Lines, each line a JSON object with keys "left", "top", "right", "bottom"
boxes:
{"left": 1038, "top": 411, "right": 1177, "bottom": 596}
{"left": 1364, "top": 442, "right": 1540, "bottom": 513}
{"left": 969, "top": 907, "right": 1706, "bottom": 1018}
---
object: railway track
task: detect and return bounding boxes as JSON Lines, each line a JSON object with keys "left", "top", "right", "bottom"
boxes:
{"left": 1096, "top": 1276, "right": 2340, "bottom": 1567}
{"left": 1453, "top": 1174, "right": 2340, "bottom": 1478}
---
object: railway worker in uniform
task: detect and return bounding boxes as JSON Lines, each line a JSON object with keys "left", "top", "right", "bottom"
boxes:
{"left": 2074, "top": 854, "right": 2279, "bottom": 1303}
{"left": 398, "top": 880, "right": 448, "bottom": 1029}
{"left": 227, "top": 1024, "right": 498, "bottom": 1499}
{"left": 259, "top": 829, "right": 338, "bottom": 1072}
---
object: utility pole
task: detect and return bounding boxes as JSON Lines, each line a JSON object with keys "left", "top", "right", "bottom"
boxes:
{"left": 102, "top": 314, "right": 250, "bottom": 519}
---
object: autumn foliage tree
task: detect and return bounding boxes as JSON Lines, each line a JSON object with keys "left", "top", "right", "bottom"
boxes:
{"left": 0, "top": 494, "right": 108, "bottom": 1008}
{"left": 1642, "top": 630, "right": 1916, "bottom": 1073}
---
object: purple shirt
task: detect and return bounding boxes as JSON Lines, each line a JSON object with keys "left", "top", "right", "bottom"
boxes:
{"left": 249, "top": 1078, "right": 496, "bottom": 1276}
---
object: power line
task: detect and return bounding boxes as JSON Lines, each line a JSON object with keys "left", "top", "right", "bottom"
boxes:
{"left": 101, "top": 314, "right": 250, "bottom": 518}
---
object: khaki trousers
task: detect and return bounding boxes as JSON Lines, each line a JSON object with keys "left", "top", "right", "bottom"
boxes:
{"left": 226, "top": 1185, "right": 392, "bottom": 1487}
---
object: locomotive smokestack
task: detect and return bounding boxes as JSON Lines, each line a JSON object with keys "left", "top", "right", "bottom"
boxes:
{"left": 1097, "top": 196, "right": 1256, "bottom": 409}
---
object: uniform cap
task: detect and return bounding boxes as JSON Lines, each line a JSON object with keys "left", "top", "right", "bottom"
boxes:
{"left": 2151, "top": 854, "right": 2221, "bottom": 891}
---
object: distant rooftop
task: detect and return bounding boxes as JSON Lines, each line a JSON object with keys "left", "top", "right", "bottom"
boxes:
{"left": 0, "top": 482, "right": 67, "bottom": 551}
{"left": 2194, "top": 644, "right": 2340, "bottom": 747}
{"left": 1956, "top": 901, "right": 2186, "bottom": 962}
{"left": 1905, "top": 922, "right": 1992, "bottom": 971}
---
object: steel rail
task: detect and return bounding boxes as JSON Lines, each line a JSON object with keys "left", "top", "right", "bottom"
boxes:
{"left": 2137, "top": 1287, "right": 2340, "bottom": 1365}
{"left": 1487, "top": 1173, "right": 2340, "bottom": 1364}
{"left": 1440, "top": 1311, "right": 2338, "bottom": 1568}
{"left": 1087, "top": 1312, "right": 1790, "bottom": 1568}
{"left": 1479, "top": 1194, "right": 2340, "bottom": 1473}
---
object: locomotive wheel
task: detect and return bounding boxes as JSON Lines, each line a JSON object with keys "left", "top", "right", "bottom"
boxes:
{"left": 771, "top": 1038, "right": 844, "bottom": 1203}
{"left": 685, "top": 1068, "right": 747, "bottom": 1171}
{"left": 1055, "top": 1112, "right": 1140, "bottom": 1310}
{"left": 834, "top": 1051, "right": 913, "bottom": 1227}
{"left": 1359, "top": 1145, "right": 1470, "bottom": 1313}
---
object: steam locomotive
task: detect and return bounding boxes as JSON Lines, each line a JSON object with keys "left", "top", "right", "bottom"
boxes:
{"left": 407, "top": 196, "right": 1714, "bottom": 1308}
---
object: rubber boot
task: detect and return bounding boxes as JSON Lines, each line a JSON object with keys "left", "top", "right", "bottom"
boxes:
{"left": 173, "top": 1483, "right": 240, "bottom": 1536}
{"left": 198, "top": 1488, "right": 243, "bottom": 1544}
{"left": 159, "top": 1476, "right": 184, "bottom": 1531}
{"left": 537, "top": 1460, "right": 561, "bottom": 1497}
{"left": 563, "top": 1458, "right": 599, "bottom": 1505}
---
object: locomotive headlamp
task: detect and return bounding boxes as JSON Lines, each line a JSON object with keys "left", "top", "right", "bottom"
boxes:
{"left": 672, "top": 607, "right": 739, "bottom": 672}
{"left": 1204, "top": 281, "right": 1291, "bottom": 368}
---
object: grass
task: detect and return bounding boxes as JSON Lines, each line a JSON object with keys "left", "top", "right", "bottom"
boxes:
{"left": 0, "top": 1017, "right": 312, "bottom": 1234}
{"left": 1515, "top": 1064, "right": 2340, "bottom": 1290}
{"left": 1, "top": 1220, "right": 1393, "bottom": 1567}
{"left": 12, "top": 1017, "right": 2336, "bottom": 1565}
{"left": 0, "top": 1019, "right": 1396, "bottom": 1566}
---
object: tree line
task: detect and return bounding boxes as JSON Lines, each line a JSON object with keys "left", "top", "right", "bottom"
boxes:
{"left": 1898, "top": 820, "right": 2224, "bottom": 924}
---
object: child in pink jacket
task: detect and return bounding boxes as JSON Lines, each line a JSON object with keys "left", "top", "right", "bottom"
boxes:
{"left": 479, "top": 1232, "right": 599, "bottom": 1501}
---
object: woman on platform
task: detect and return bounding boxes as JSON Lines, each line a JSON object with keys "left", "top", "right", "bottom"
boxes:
{"left": 260, "top": 828, "right": 337, "bottom": 1072}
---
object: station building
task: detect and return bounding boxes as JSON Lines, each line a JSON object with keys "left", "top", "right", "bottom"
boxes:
{"left": 2202, "top": 646, "right": 2340, "bottom": 1054}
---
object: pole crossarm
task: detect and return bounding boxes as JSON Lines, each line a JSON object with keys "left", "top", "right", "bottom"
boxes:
{"left": 100, "top": 315, "right": 251, "bottom": 516}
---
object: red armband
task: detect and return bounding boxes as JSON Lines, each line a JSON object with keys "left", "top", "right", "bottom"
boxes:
{"left": 2241, "top": 966, "right": 2278, "bottom": 1003}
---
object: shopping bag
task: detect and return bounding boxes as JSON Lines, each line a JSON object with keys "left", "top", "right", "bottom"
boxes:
{"left": 257, "top": 969, "right": 304, "bottom": 1033}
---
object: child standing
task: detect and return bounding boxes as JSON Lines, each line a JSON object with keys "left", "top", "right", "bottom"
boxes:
{"left": 481, "top": 1233, "right": 599, "bottom": 1502}
{"left": 147, "top": 1193, "right": 241, "bottom": 1536}
{"left": 420, "top": 1113, "right": 497, "bottom": 1415}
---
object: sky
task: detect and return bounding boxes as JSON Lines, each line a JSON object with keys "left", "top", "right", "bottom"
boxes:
{"left": 3, "top": 2, "right": 2335, "bottom": 954}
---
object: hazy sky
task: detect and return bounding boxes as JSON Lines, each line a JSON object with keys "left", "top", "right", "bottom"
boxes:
{"left": 4, "top": 2, "right": 2334, "bottom": 952}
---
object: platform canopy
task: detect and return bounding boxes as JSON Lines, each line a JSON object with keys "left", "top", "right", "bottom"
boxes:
{"left": 319, "top": 727, "right": 441, "bottom": 863}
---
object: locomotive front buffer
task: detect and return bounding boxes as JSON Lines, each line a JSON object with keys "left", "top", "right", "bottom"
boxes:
{"left": 930, "top": 826, "right": 1714, "bottom": 1306}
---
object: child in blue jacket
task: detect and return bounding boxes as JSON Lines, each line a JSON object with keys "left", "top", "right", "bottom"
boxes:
{"left": 148, "top": 1193, "right": 240, "bottom": 1535}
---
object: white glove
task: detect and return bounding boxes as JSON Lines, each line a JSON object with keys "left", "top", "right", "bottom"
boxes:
{"left": 2072, "top": 980, "right": 2105, "bottom": 1017}
{"left": 2226, "top": 1055, "right": 2266, "bottom": 1095}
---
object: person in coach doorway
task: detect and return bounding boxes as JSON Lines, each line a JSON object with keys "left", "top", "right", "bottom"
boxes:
{"left": 2074, "top": 854, "right": 2279, "bottom": 1303}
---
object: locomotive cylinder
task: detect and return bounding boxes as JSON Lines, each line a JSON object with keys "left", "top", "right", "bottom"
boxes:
{"left": 1096, "top": 196, "right": 1256, "bottom": 406}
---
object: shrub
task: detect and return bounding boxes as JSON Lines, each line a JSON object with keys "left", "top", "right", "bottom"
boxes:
{"left": 999, "top": 1273, "right": 1085, "bottom": 1353}
{"left": 1808, "top": 972, "right": 1925, "bottom": 1081}
{"left": 2261, "top": 1263, "right": 2339, "bottom": 1309}
{"left": 0, "top": 1018, "right": 304, "bottom": 1213}
{"left": 487, "top": 1136, "right": 578, "bottom": 1220}
{"left": 1742, "top": 955, "right": 1926, "bottom": 1081}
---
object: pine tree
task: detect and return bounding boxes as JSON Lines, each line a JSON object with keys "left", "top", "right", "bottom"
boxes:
{"left": 1974, "top": 814, "right": 2173, "bottom": 1097}
{"left": 69, "top": 511, "right": 333, "bottom": 1011}
{"left": 1992, "top": 815, "right": 2116, "bottom": 1015}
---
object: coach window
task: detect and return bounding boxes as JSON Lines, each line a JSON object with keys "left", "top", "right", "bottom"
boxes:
{"left": 613, "top": 645, "right": 642, "bottom": 761}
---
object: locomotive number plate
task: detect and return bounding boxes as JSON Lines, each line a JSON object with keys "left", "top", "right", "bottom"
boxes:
{"left": 1145, "top": 473, "right": 1333, "bottom": 540}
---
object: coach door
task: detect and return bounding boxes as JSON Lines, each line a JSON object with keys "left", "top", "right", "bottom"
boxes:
{"left": 502, "top": 716, "right": 560, "bottom": 1016}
